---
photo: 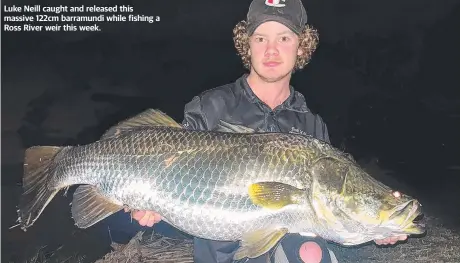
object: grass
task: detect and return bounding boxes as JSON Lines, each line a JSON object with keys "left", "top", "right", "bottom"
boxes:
{"left": 95, "top": 232, "right": 193, "bottom": 263}
{"left": 22, "top": 246, "right": 86, "bottom": 263}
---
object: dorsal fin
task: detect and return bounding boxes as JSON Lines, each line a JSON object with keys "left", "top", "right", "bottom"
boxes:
{"left": 215, "top": 120, "right": 258, "bottom": 133}
{"left": 101, "top": 109, "right": 182, "bottom": 139}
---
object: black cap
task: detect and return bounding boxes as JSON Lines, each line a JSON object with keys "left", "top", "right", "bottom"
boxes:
{"left": 246, "top": 0, "right": 308, "bottom": 36}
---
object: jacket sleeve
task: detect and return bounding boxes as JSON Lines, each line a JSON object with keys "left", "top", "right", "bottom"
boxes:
{"left": 314, "top": 115, "right": 331, "bottom": 144}
{"left": 181, "top": 95, "right": 209, "bottom": 131}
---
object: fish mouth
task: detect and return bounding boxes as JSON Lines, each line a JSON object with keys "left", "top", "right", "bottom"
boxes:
{"left": 389, "top": 200, "right": 426, "bottom": 235}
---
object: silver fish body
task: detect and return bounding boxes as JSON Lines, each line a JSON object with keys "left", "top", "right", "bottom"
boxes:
{"left": 63, "top": 128, "right": 326, "bottom": 237}
{"left": 17, "top": 109, "right": 425, "bottom": 260}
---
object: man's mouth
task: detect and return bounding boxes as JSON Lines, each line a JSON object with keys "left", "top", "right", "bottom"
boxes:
{"left": 263, "top": 61, "right": 281, "bottom": 67}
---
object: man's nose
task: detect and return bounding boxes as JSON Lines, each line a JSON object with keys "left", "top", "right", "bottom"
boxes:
{"left": 265, "top": 41, "right": 279, "bottom": 56}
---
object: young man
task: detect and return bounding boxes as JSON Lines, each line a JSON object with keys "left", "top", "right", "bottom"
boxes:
{"left": 131, "top": 0, "right": 408, "bottom": 262}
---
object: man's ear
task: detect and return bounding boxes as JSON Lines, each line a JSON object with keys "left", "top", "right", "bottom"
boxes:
{"left": 297, "top": 47, "right": 303, "bottom": 56}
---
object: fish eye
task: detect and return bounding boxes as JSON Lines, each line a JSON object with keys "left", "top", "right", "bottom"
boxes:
{"left": 391, "top": 190, "right": 401, "bottom": 198}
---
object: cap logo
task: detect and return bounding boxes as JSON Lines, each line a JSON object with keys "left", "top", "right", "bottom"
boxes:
{"left": 265, "top": 0, "right": 286, "bottom": 7}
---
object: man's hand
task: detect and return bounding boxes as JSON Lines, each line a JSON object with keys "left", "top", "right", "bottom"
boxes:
{"left": 374, "top": 235, "right": 408, "bottom": 245}
{"left": 125, "top": 208, "right": 162, "bottom": 227}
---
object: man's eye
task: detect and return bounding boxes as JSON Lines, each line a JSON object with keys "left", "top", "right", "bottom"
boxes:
{"left": 280, "top": 36, "right": 289, "bottom": 42}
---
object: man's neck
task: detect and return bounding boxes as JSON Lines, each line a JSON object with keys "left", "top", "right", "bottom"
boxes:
{"left": 246, "top": 72, "right": 292, "bottom": 110}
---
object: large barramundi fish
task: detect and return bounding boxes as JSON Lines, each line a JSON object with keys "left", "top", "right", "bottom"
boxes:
{"left": 17, "top": 109, "right": 425, "bottom": 260}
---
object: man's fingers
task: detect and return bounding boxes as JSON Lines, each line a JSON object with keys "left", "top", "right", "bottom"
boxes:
{"left": 153, "top": 213, "right": 162, "bottom": 223}
{"left": 128, "top": 210, "right": 161, "bottom": 226}
{"left": 139, "top": 212, "right": 152, "bottom": 226}
{"left": 132, "top": 210, "right": 146, "bottom": 221}
{"left": 375, "top": 235, "right": 408, "bottom": 246}
{"left": 388, "top": 235, "right": 407, "bottom": 244}
{"left": 375, "top": 238, "right": 390, "bottom": 245}
{"left": 146, "top": 212, "right": 161, "bottom": 226}
{"left": 393, "top": 235, "right": 407, "bottom": 243}
{"left": 138, "top": 211, "right": 161, "bottom": 227}
{"left": 146, "top": 216, "right": 156, "bottom": 227}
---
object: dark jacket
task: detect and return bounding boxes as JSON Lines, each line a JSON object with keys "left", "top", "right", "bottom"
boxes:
{"left": 181, "top": 74, "right": 332, "bottom": 263}
{"left": 182, "top": 74, "right": 330, "bottom": 142}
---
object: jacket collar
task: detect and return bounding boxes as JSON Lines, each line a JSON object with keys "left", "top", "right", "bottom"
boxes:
{"left": 236, "top": 73, "right": 309, "bottom": 113}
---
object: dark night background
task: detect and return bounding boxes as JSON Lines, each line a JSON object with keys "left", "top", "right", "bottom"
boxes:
{"left": 2, "top": 0, "right": 460, "bottom": 262}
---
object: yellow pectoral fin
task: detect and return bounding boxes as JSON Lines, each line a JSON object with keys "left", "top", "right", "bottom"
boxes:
{"left": 234, "top": 227, "right": 288, "bottom": 260}
{"left": 248, "top": 182, "right": 304, "bottom": 210}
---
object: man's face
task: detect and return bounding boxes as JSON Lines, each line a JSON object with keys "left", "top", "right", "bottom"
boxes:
{"left": 248, "top": 21, "right": 302, "bottom": 82}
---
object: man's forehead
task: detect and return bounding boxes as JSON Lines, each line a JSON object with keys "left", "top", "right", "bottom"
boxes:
{"left": 252, "top": 30, "right": 295, "bottom": 37}
{"left": 252, "top": 23, "right": 296, "bottom": 36}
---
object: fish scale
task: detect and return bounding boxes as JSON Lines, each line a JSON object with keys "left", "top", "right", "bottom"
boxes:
{"left": 57, "top": 129, "right": 308, "bottom": 240}
{"left": 16, "top": 109, "right": 425, "bottom": 260}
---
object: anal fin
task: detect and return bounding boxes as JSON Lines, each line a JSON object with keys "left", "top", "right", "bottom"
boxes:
{"left": 234, "top": 227, "right": 288, "bottom": 260}
{"left": 71, "top": 185, "right": 123, "bottom": 228}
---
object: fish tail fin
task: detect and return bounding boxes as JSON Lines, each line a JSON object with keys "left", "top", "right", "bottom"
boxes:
{"left": 17, "top": 146, "right": 67, "bottom": 231}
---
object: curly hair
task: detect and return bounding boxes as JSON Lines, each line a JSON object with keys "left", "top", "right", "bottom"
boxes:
{"left": 232, "top": 20, "right": 319, "bottom": 71}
